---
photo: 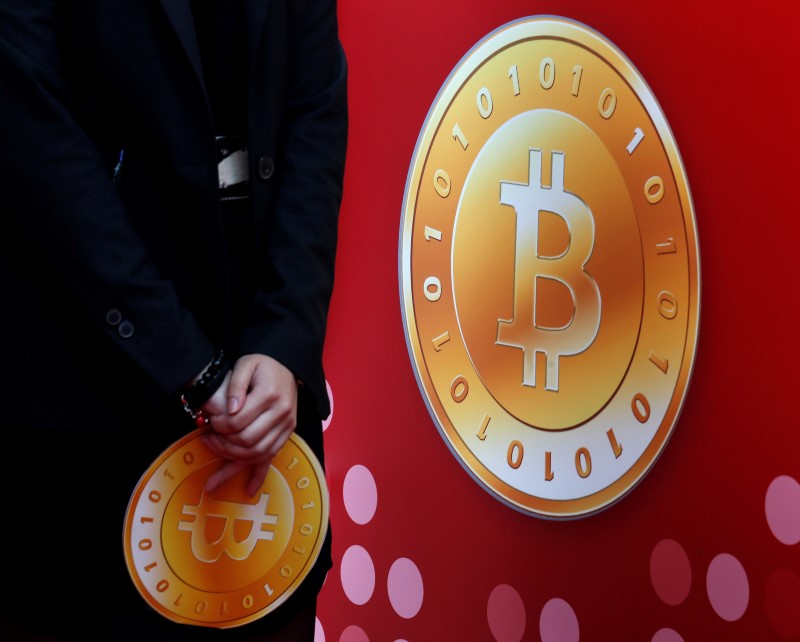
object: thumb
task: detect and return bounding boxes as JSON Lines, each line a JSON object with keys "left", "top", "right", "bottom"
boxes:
{"left": 226, "top": 357, "right": 256, "bottom": 414}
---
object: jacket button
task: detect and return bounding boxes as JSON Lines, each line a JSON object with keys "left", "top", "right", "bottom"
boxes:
{"left": 257, "top": 156, "right": 274, "bottom": 180}
{"left": 118, "top": 320, "right": 135, "bottom": 339}
{"left": 106, "top": 308, "right": 122, "bottom": 326}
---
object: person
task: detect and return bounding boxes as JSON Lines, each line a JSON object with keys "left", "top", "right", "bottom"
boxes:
{"left": 0, "top": 1, "right": 348, "bottom": 640}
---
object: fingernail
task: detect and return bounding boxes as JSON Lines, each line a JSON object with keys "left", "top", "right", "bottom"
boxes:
{"left": 228, "top": 397, "right": 239, "bottom": 413}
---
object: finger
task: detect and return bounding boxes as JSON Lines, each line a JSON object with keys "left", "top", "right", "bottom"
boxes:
{"left": 208, "top": 409, "right": 250, "bottom": 436}
{"left": 208, "top": 378, "right": 282, "bottom": 436}
{"left": 246, "top": 460, "right": 272, "bottom": 497}
{"left": 201, "top": 431, "right": 233, "bottom": 460}
{"left": 204, "top": 459, "right": 247, "bottom": 494}
{"left": 212, "top": 390, "right": 296, "bottom": 448}
{"left": 209, "top": 415, "right": 294, "bottom": 460}
{"left": 227, "top": 356, "right": 258, "bottom": 415}
{"left": 249, "top": 403, "right": 296, "bottom": 447}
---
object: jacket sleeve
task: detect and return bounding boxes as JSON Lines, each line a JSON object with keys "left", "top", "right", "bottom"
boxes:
{"left": 239, "top": 0, "right": 348, "bottom": 418}
{"left": 0, "top": 1, "right": 214, "bottom": 395}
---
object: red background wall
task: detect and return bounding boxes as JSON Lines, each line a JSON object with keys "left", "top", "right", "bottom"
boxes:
{"left": 316, "top": 1, "right": 799, "bottom": 640}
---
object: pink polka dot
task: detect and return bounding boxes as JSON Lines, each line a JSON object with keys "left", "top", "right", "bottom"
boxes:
{"left": 322, "top": 380, "right": 334, "bottom": 431}
{"left": 314, "top": 617, "right": 325, "bottom": 642}
{"left": 706, "top": 553, "right": 749, "bottom": 622}
{"left": 765, "top": 568, "right": 800, "bottom": 638}
{"left": 487, "top": 584, "right": 526, "bottom": 642}
{"left": 650, "top": 539, "right": 692, "bottom": 605}
{"left": 387, "top": 558, "right": 424, "bottom": 619}
{"left": 765, "top": 475, "right": 800, "bottom": 545}
{"left": 339, "top": 625, "right": 370, "bottom": 642}
{"left": 343, "top": 465, "right": 378, "bottom": 525}
{"left": 539, "top": 598, "right": 579, "bottom": 642}
{"left": 651, "top": 628, "right": 684, "bottom": 642}
{"left": 340, "top": 545, "right": 375, "bottom": 606}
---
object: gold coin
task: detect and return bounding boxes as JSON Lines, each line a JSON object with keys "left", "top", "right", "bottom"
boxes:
{"left": 400, "top": 16, "right": 699, "bottom": 519}
{"left": 123, "top": 429, "right": 329, "bottom": 627}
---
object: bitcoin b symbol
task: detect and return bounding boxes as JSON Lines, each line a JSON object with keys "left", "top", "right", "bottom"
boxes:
{"left": 177, "top": 491, "right": 279, "bottom": 562}
{"left": 497, "top": 149, "right": 601, "bottom": 391}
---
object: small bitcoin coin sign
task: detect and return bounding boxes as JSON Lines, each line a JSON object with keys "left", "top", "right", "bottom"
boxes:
{"left": 124, "top": 430, "right": 328, "bottom": 627}
{"left": 400, "top": 16, "right": 699, "bottom": 519}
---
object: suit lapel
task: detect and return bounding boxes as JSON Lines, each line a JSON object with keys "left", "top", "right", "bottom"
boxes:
{"left": 157, "top": 0, "right": 208, "bottom": 100}
{"left": 157, "top": 0, "right": 271, "bottom": 105}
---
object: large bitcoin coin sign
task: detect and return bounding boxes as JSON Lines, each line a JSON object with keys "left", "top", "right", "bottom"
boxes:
{"left": 400, "top": 16, "right": 699, "bottom": 519}
{"left": 124, "top": 430, "right": 329, "bottom": 627}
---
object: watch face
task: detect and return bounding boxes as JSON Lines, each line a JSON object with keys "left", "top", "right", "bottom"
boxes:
{"left": 400, "top": 16, "right": 699, "bottom": 519}
{"left": 124, "top": 429, "right": 329, "bottom": 627}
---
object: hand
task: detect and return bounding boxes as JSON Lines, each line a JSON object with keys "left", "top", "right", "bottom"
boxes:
{"left": 199, "top": 354, "right": 298, "bottom": 496}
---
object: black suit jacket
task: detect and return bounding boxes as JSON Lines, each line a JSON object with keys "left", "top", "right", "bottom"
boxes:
{"left": 0, "top": 0, "right": 348, "bottom": 440}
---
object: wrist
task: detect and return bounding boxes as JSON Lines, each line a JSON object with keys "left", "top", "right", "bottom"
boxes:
{"left": 180, "top": 349, "right": 228, "bottom": 425}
